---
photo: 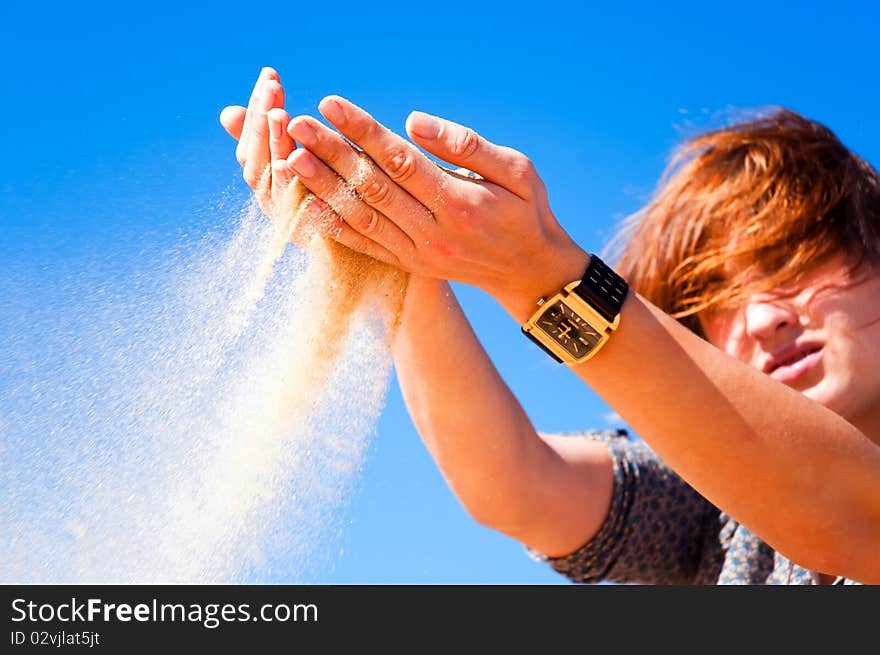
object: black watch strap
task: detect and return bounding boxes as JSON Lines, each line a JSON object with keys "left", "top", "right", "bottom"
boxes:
{"left": 571, "top": 254, "right": 629, "bottom": 322}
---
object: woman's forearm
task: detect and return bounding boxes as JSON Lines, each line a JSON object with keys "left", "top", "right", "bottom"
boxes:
{"left": 389, "top": 275, "right": 614, "bottom": 554}
{"left": 496, "top": 247, "right": 880, "bottom": 581}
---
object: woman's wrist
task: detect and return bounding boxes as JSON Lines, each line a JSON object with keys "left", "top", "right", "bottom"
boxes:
{"left": 384, "top": 274, "right": 451, "bottom": 341}
{"left": 493, "top": 236, "right": 591, "bottom": 324}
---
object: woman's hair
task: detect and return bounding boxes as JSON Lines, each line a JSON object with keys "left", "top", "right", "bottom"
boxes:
{"left": 610, "top": 109, "right": 880, "bottom": 338}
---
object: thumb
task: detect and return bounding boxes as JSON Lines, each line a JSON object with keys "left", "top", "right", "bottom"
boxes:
{"left": 405, "top": 110, "right": 537, "bottom": 198}
{"left": 219, "top": 105, "right": 247, "bottom": 141}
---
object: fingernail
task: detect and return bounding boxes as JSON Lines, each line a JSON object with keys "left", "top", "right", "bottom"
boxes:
{"left": 408, "top": 111, "right": 441, "bottom": 139}
{"left": 260, "top": 82, "right": 275, "bottom": 112}
{"left": 290, "top": 150, "right": 317, "bottom": 178}
{"left": 291, "top": 119, "right": 317, "bottom": 147}
{"left": 268, "top": 115, "right": 281, "bottom": 140}
{"left": 307, "top": 198, "right": 324, "bottom": 218}
{"left": 320, "top": 97, "right": 346, "bottom": 125}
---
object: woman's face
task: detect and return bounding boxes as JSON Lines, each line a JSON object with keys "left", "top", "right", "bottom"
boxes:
{"left": 700, "top": 254, "right": 880, "bottom": 435}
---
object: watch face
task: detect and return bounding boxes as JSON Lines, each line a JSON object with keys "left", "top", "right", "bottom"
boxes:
{"left": 536, "top": 300, "right": 603, "bottom": 359}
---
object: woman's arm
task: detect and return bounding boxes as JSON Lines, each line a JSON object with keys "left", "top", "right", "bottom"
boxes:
{"left": 391, "top": 275, "right": 614, "bottom": 556}
{"left": 219, "top": 73, "right": 616, "bottom": 558}
{"left": 284, "top": 96, "right": 880, "bottom": 582}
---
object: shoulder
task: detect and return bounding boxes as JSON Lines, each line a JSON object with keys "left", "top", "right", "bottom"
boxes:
{"left": 531, "top": 427, "right": 723, "bottom": 584}
{"left": 541, "top": 427, "right": 678, "bottom": 477}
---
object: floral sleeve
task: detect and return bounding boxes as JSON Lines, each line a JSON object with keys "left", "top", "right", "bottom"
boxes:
{"left": 526, "top": 430, "right": 722, "bottom": 584}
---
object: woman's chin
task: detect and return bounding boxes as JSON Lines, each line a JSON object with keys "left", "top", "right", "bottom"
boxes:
{"left": 800, "top": 378, "right": 852, "bottom": 418}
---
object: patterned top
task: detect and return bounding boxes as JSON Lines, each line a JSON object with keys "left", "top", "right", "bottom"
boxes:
{"left": 527, "top": 429, "right": 861, "bottom": 585}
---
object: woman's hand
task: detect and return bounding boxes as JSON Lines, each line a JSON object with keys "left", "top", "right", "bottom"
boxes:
{"left": 285, "top": 96, "right": 589, "bottom": 322}
{"left": 219, "top": 67, "right": 298, "bottom": 219}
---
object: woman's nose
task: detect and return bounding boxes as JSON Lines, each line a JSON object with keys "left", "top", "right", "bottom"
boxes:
{"left": 743, "top": 296, "right": 800, "bottom": 343}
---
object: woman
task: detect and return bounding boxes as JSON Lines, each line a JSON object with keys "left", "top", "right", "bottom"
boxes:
{"left": 220, "top": 68, "right": 880, "bottom": 584}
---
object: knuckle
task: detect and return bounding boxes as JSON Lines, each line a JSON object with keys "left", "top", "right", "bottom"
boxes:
{"left": 359, "top": 178, "right": 393, "bottom": 207}
{"left": 346, "top": 119, "right": 373, "bottom": 145}
{"left": 316, "top": 209, "right": 343, "bottom": 237}
{"left": 509, "top": 153, "right": 537, "bottom": 181}
{"left": 243, "top": 169, "right": 258, "bottom": 189}
{"left": 354, "top": 208, "right": 383, "bottom": 236}
{"left": 383, "top": 146, "right": 417, "bottom": 183}
{"left": 445, "top": 191, "right": 496, "bottom": 231}
{"left": 452, "top": 128, "right": 480, "bottom": 159}
{"left": 321, "top": 222, "right": 344, "bottom": 240}
{"left": 319, "top": 143, "right": 344, "bottom": 170}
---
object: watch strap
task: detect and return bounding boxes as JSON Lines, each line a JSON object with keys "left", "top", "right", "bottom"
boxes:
{"left": 571, "top": 254, "right": 629, "bottom": 323}
{"left": 521, "top": 327, "right": 564, "bottom": 363}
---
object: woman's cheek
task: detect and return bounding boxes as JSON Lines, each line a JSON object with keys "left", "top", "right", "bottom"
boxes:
{"left": 704, "top": 318, "right": 755, "bottom": 367}
{"left": 806, "top": 337, "right": 856, "bottom": 414}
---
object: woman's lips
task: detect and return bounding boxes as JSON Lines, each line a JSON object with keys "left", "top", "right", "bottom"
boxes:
{"left": 768, "top": 346, "right": 823, "bottom": 384}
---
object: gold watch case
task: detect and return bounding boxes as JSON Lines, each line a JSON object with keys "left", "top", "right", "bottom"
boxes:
{"left": 521, "top": 279, "right": 621, "bottom": 365}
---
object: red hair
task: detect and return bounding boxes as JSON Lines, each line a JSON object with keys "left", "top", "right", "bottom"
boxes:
{"left": 610, "top": 109, "right": 880, "bottom": 337}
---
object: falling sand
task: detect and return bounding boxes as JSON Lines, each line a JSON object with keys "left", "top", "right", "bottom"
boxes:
{"left": 0, "top": 170, "right": 409, "bottom": 583}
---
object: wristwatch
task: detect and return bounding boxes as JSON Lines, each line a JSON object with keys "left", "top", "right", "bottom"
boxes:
{"left": 521, "top": 254, "right": 629, "bottom": 365}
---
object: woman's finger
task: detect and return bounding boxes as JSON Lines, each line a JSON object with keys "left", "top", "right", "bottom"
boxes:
{"left": 268, "top": 108, "right": 294, "bottom": 160}
{"left": 288, "top": 115, "right": 435, "bottom": 240}
{"left": 287, "top": 148, "right": 416, "bottom": 262}
{"left": 317, "top": 95, "right": 451, "bottom": 212}
{"left": 242, "top": 79, "right": 282, "bottom": 194}
{"left": 268, "top": 108, "right": 295, "bottom": 205}
{"left": 236, "top": 67, "right": 279, "bottom": 166}
{"left": 302, "top": 196, "right": 403, "bottom": 268}
{"left": 219, "top": 105, "right": 246, "bottom": 140}
{"left": 405, "top": 110, "right": 539, "bottom": 200}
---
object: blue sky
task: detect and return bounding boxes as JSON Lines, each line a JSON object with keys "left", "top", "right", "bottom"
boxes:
{"left": 2, "top": 1, "right": 878, "bottom": 583}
